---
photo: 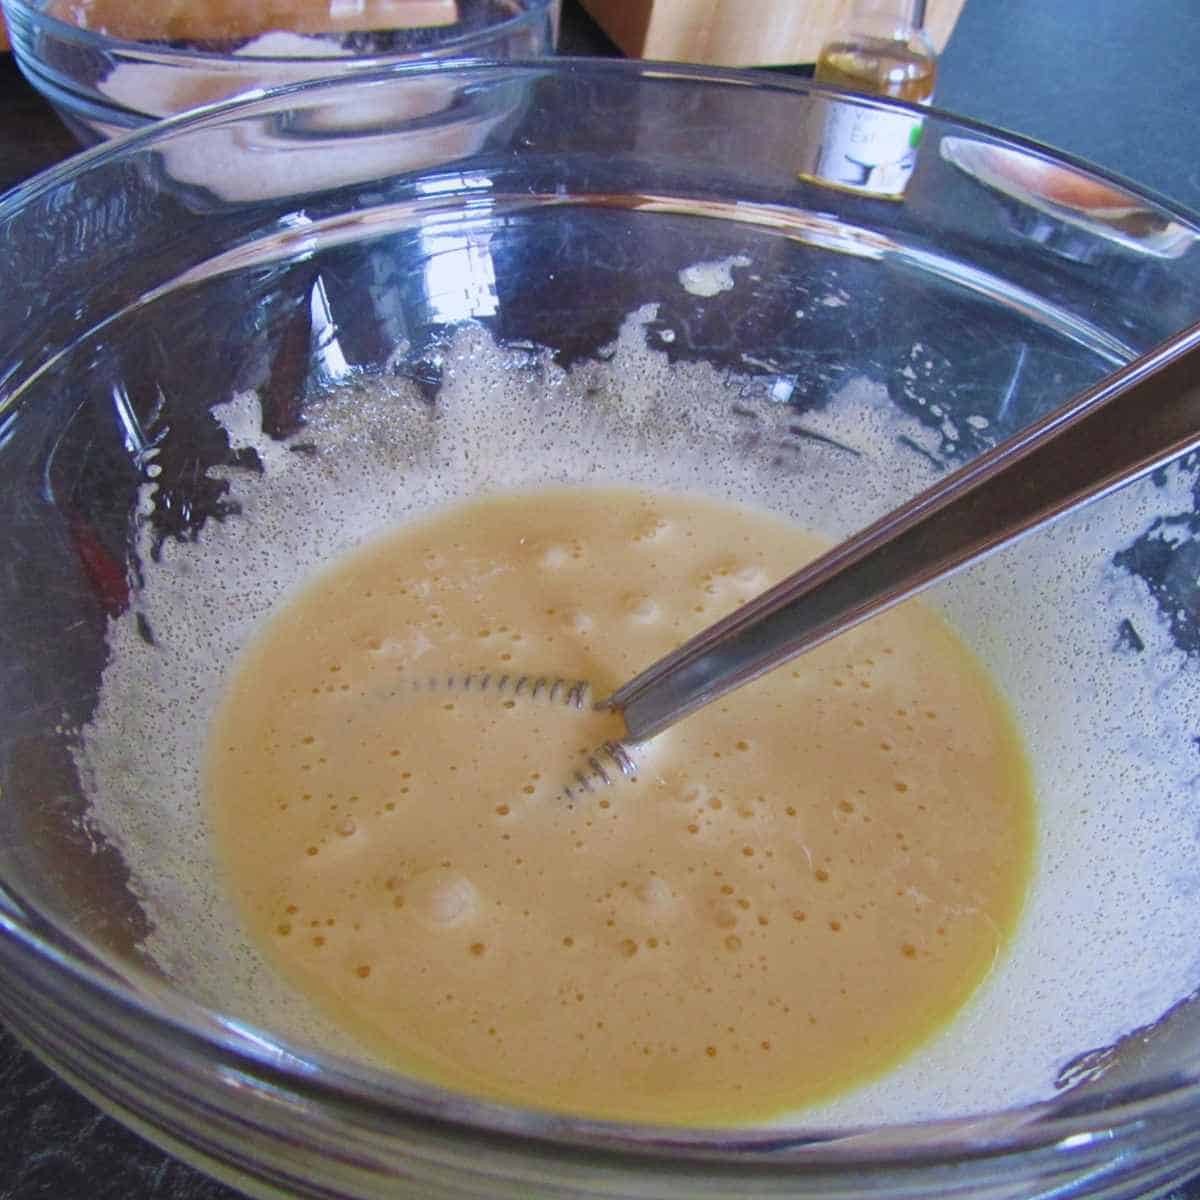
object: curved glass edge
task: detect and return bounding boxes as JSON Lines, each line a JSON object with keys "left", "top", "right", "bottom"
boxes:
{"left": 0, "top": 187, "right": 1144, "bottom": 419}
{"left": 3, "top": 905, "right": 1200, "bottom": 1171}
{"left": 3, "top": 58, "right": 1200, "bottom": 230}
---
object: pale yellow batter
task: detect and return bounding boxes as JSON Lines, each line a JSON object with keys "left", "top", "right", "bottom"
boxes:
{"left": 207, "top": 486, "right": 1033, "bottom": 1124}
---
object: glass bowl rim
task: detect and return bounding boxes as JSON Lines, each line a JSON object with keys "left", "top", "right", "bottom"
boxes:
{"left": 1, "top": 52, "right": 1199, "bottom": 1168}
{"left": 2, "top": 53, "right": 1195, "bottom": 230}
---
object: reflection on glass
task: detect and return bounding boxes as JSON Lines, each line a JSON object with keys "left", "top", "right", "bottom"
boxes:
{"left": 421, "top": 228, "right": 498, "bottom": 323}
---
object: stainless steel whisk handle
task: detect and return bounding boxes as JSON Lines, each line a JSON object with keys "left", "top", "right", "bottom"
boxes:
{"left": 607, "top": 318, "right": 1200, "bottom": 743}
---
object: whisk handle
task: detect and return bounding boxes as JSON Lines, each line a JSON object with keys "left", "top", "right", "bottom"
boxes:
{"left": 609, "top": 319, "right": 1200, "bottom": 742}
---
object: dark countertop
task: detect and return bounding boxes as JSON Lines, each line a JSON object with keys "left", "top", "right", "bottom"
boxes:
{"left": 2, "top": 1, "right": 1200, "bottom": 1197}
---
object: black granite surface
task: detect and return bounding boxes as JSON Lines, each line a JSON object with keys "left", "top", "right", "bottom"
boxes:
{"left": 935, "top": 0, "right": 1200, "bottom": 217}
{"left": 2, "top": 0, "right": 1200, "bottom": 1197}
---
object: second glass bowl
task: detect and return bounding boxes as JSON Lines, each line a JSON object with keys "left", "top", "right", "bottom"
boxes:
{"left": 0, "top": 0, "right": 559, "bottom": 141}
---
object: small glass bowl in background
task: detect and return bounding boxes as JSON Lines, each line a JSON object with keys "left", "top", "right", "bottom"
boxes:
{"left": 0, "top": 0, "right": 559, "bottom": 142}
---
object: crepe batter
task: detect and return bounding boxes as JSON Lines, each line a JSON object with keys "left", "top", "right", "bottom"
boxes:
{"left": 207, "top": 485, "right": 1033, "bottom": 1124}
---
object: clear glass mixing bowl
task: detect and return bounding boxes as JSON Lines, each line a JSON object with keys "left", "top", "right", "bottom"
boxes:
{"left": 1, "top": 59, "right": 1200, "bottom": 1200}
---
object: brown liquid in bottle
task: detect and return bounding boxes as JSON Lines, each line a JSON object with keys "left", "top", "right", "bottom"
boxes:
{"left": 814, "top": 37, "right": 936, "bottom": 103}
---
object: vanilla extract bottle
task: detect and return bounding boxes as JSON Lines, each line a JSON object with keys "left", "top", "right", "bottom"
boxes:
{"left": 798, "top": 0, "right": 937, "bottom": 199}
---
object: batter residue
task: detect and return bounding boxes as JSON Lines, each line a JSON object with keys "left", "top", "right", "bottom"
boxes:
{"left": 207, "top": 486, "right": 1033, "bottom": 1124}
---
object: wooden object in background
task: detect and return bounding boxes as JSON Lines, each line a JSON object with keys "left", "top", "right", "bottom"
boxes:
{"left": 578, "top": 0, "right": 964, "bottom": 66}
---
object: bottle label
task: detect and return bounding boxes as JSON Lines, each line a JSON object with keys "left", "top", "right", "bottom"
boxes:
{"left": 801, "top": 98, "right": 925, "bottom": 198}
